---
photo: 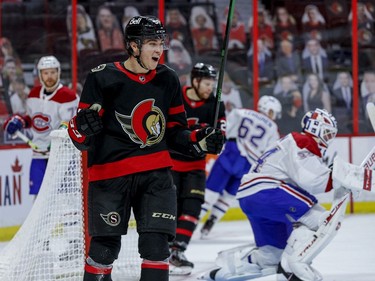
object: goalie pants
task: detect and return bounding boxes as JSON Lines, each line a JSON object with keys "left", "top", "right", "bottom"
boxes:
{"left": 238, "top": 183, "right": 318, "bottom": 250}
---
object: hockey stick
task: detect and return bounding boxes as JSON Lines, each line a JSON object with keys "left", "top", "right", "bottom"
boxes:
{"left": 14, "top": 130, "right": 39, "bottom": 151}
{"left": 213, "top": 0, "right": 236, "bottom": 126}
{"left": 366, "top": 102, "right": 375, "bottom": 130}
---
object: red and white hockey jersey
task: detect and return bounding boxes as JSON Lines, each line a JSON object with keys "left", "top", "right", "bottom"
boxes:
{"left": 27, "top": 84, "right": 78, "bottom": 158}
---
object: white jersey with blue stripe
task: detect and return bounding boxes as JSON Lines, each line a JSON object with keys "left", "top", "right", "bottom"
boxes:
{"left": 226, "top": 108, "right": 280, "bottom": 165}
{"left": 237, "top": 132, "right": 332, "bottom": 199}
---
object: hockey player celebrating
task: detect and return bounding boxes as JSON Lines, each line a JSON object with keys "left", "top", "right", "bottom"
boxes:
{"left": 169, "top": 63, "right": 226, "bottom": 275}
{"left": 200, "top": 95, "right": 281, "bottom": 238}
{"left": 3, "top": 55, "right": 78, "bottom": 197}
{"left": 67, "top": 16, "right": 224, "bottom": 281}
{"left": 202, "top": 108, "right": 346, "bottom": 281}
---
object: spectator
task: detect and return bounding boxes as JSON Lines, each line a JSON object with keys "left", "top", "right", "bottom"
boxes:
{"left": 0, "top": 37, "right": 22, "bottom": 70}
{"left": 273, "top": 7, "right": 298, "bottom": 47}
{"left": 349, "top": 2, "right": 375, "bottom": 46}
{"left": 8, "top": 76, "right": 30, "bottom": 115}
{"left": 166, "top": 39, "right": 192, "bottom": 86}
{"left": 249, "top": 9, "right": 274, "bottom": 50}
{"left": 302, "top": 39, "right": 329, "bottom": 82}
{"left": 302, "top": 4, "right": 326, "bottom": 42}
{"left": 331, "top": 71, "right": 353, "bottom": 133}
{"left": 220, "top": 8, "right": 246, "bottom": 50}
{"left": 96, "top": 5, "right": 125, "bottom": 52}
{"left": 302, "top": 73, "right": 332, "bottom": 113}
{"left": 247, "top": 39, "right": 274, "bottom": 83}
{"left": 67, "top": 5, "right": 98, "bottom": 54}
{"left": 275, "top": 39, "right": 302, "bottom": 83}
{"left": 273, "top": 75, "right": 303, "bottom": 133}
{"left": 221, "top": 72, "right": 243, "bottom": 115}
{"left": 189, "top": 6, "right": 218, "bottom": 54}
{"left": 361, "top": 71, "right": 375, "bottom": 129}
{"left": 166, "top": 7, "right": 194, "bottom": 53}
{"left": 3, "top": 56, "right": 78, "bottom": 198}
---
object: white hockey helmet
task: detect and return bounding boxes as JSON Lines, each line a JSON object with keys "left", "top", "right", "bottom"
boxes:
{"left": 257, "top": 95, "right": 282, "bottom": 120}
{"left": 301, "top": 108, "right": 337, "bottom": 149}
{"left": 37, "top": 55, "right": 61, "bottom": 90}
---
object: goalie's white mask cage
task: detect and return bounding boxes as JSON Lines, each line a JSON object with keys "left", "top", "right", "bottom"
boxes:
{"left": 0, "top": 130, "right": 141, "bottom": 281}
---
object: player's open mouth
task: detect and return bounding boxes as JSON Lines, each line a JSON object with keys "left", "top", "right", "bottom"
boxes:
{"left": 152, "top": 57, "right": 159, "bottom": 62}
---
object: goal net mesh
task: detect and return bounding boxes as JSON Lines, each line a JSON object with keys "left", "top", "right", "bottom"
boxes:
{"left": 0, "top": 130, "right": 141, "bottom": 281}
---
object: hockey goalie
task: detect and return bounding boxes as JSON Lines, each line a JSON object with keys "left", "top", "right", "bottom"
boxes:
{"left": 200, "top": 108, "right": 375, "bottom": 281}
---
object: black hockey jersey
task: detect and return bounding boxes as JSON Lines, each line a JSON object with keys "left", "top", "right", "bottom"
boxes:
{"left": 170, "top": 85, "right": 226, "bottom": 172}
{"left": 70, "top": 62, "right": 191, "bottom": 182}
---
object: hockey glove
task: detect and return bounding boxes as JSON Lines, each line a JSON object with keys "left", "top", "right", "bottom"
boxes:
{"left": 190, "top": 127, "right": 224, "bottom": 157}
{"left": 76, "top": 109, "right": 103, "bottom": 136}
{"left": 3, "top": 115, "right": 26, "bottom": 135}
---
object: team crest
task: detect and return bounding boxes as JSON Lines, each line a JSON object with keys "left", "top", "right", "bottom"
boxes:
{"left": 115, "top": 99, "right": 166, "bottom": 148}
{"left": 100, "top": 212, "right": 121, "bottom": 226}
{"left": 91, "top": 64, "right": 106, "bottom": 72}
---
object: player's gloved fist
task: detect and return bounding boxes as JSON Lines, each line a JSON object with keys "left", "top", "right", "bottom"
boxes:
{"left": 190, "top": 127, "right": 224, "bottom": 157}
{"left": 3, "top": 115, "right": 25, "bottom": 135}
{"left": 76, "top": 109, "right": 103, "bottom": 136}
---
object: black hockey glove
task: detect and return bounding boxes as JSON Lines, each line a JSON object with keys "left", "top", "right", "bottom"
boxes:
{"left": 189, "top": 127, "right": 224, "bottom": 157}
{"left": 76, "top": 109, "right": 103, "bottom": 137}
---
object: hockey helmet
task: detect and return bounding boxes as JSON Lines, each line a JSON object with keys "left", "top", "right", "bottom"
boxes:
{"left": 257, "top": 95, "right": 282, "bottom": 120}
{"left": 301, "top": 108, "right": 337, "bottom": 148}
{"left": 124, "top": 16, "right": 169, "bottom": 54}
{"left": 191, "top": 63, "right": 217, "bottom": 81}
{"left": 37, "top": 56, "right": 61, "bottom": 90}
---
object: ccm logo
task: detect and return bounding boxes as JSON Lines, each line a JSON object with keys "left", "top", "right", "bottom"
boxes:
{"left": 152, "top": 212, "right": 176, "bottom": 220}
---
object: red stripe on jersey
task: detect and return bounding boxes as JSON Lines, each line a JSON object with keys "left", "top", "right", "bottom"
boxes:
{"left": 88, "top": 151, "right": 173, "bottom": 181}
{"left": 114, "top": 62, "right": 156, "bottom": 84}
{"left": 141, "top": 260, "right": 169, "bottom": 270}
{"left": 78, "top": 102, "right": 91, "bottom": 109}
{"left": 51, "top": 87, "right": 77, "bottom": 103}
{"left": 176, "top": 228, "right": 193, "bottom": 237}
{"left": 172, "top": 158, "right": 205, "bottom": 172}
{"left": 84, "top": 264, "right": 112, "bottom": 275}
{"left": 28, "top": 86, "right": 41, "bottom": 98}
{"left": 179, "top": 215, "right": 199, "bottom": 224}
{"left": 280, "top": 183, "right": 315, "bottom": 207}
{"left": 169, "top": 104, "right": 185, "bottom": 115}
{"left": 183, "top": 86, "right": 205, "bottom": 108}
{"left": 167, "top": 121, "right": 183, "bottom": 128}
{"left": 325, "top": 173, "right": 333, "bottom": 192}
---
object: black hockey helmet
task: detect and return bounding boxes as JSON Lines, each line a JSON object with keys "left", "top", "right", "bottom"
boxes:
{"left": 124, "top": 16, "right": 169, "bottom": 55}
{"left": 191, "top": 63, "right": 217, "bottom": 81}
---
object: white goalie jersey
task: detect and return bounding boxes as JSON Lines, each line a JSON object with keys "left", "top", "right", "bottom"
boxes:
{"left": 226, "top": 108, "right": 280, "bottom": 165}
{"left": 237, "top": 132, "right": 332, "bottom": 199}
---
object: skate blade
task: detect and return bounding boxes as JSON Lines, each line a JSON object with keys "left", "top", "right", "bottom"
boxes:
{"left": 169, "top": 265, "right": 193, "bottom": 276}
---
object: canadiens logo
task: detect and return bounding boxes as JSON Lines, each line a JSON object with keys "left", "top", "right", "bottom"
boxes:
{"left": 115, "top": 99, "right": 166, "bottom": 148}
{"left": 100, "top": 212, "right": 121, "bottom": 226}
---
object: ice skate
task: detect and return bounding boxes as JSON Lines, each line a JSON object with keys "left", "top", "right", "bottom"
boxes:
{"left": 169, "top": 248, "right": 194, "bottom": 275}
{"left": 201, "top": 215, "right": 217, "bottom": 238}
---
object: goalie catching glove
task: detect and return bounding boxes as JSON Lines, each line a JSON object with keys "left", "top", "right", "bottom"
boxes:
{"left": 68, "top": 108, "right": 103, "bottom": 144}
{"left": 189, "top": 127, "right": 224, "bottom": 157}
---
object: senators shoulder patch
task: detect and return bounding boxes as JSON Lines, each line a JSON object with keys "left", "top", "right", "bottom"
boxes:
{"left": 91, "top": 64, "right": 106, "bottom": 72}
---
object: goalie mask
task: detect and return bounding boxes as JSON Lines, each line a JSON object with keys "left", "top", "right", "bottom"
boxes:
{"left": 257, "top": 95, "right": 282, "bottom": 120}
{"left": 301, "top": 108, "right": 337, "bottom": 151}
{"left": 37, "top": 56, "right": 61, "bottom": 91}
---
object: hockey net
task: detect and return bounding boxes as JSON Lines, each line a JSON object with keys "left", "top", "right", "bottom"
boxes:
{"left": 0, "top": 130, "right": 141, "bottom": 281}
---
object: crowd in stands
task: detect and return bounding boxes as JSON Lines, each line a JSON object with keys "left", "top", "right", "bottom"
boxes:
{"left": 1, "top": 0, "right": 375, "bottom": 140}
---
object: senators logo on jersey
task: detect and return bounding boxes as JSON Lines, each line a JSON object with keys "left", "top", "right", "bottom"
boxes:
{"left": 115, "top": 99, "right": 166, "bottom": 148}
